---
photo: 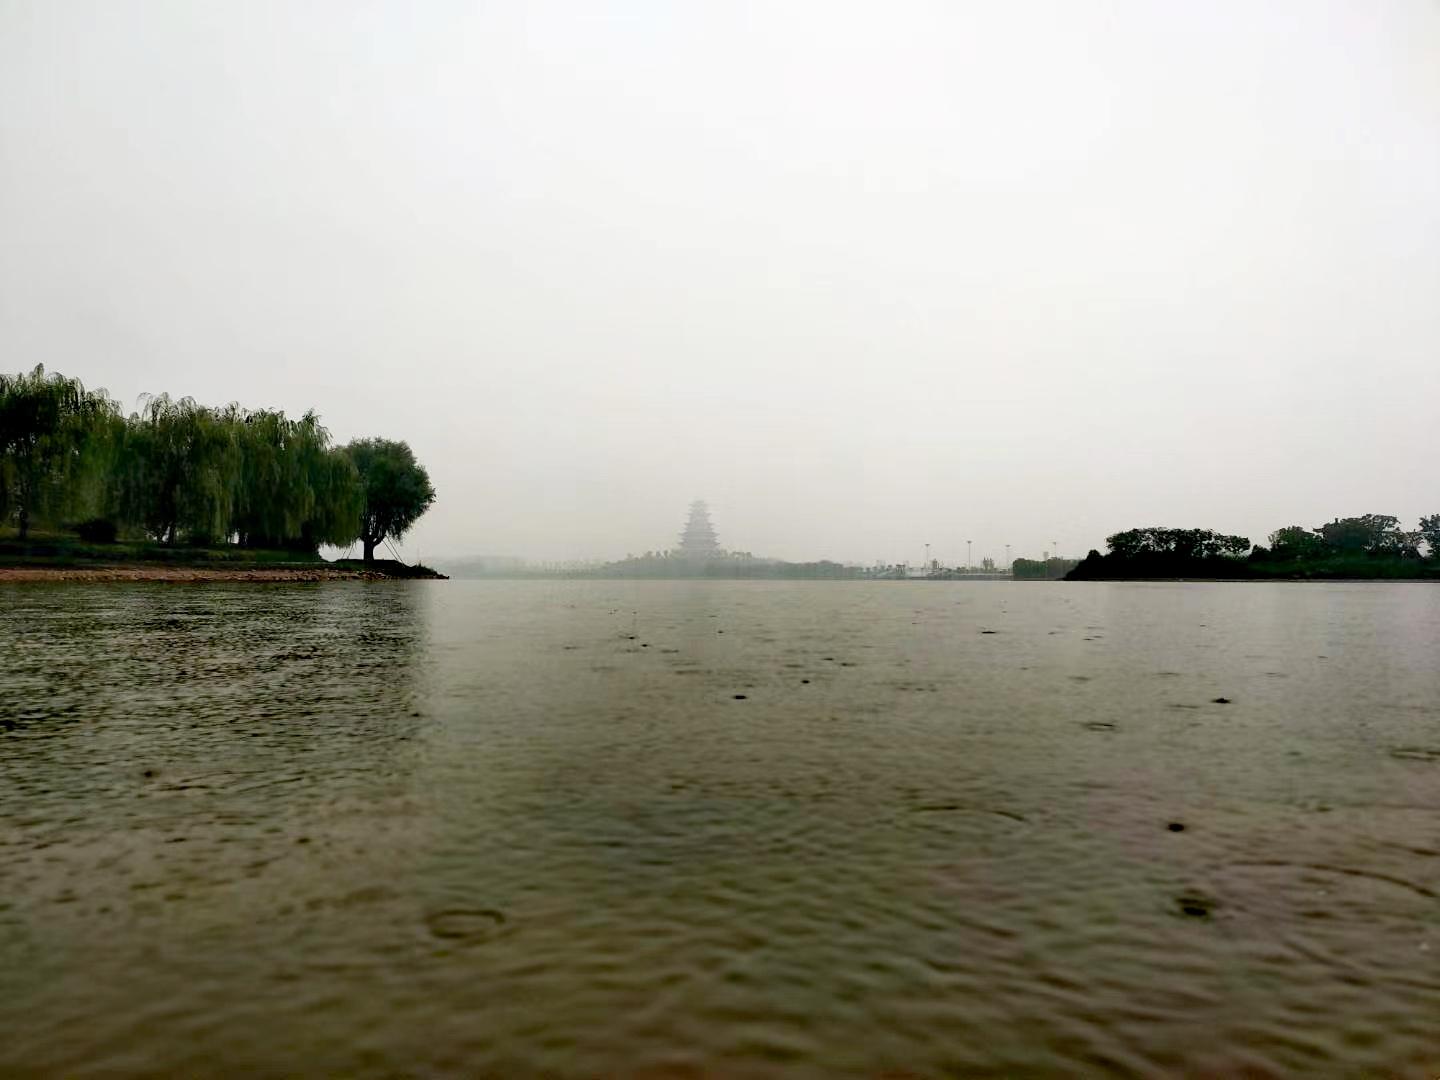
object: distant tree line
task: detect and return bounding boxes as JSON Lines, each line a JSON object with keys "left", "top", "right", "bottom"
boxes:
{"left": 0, "top": 366, "right": 434, "bottom": 561}
{"left": 572, "top": 550, "right": 862, "bottom": 579}
{"left": 1068, "top": 515, "right": 1440, "bottom": 579}
{"left": 1011, "top": 556, "right": 1080, "bottom": 579}
{"left": 1259, "top": 514, "right": 1436, "bottom": 561}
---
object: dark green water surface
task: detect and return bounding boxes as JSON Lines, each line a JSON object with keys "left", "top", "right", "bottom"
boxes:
{"left": 2, "top": 581, "right": 1437, "bottom": 1076}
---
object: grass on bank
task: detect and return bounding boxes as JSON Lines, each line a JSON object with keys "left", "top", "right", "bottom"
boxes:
{"left": 0, "top": 529, "right": 444, "bottom": 577}
{"left": 0, "top": 531, "right": 323, "bottom": 569}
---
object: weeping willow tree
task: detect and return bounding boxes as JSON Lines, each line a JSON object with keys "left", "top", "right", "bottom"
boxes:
{"left": 232, "top": 408, "right": 306, "bottom": 548}
{"left": 1, "top": 366, "right": 429, "bottom": 554}
{"left": 0, "top": 365, "right": 118, "bottom": 539}
{"left": 120, "top": 400, "right": 366, "bottom": 549}
{"left": 304, "top": 441, "right": 365, "bottom": 550}
{"left": 119, "top": 394, "right": 243, "bottom": 545}
{"left": 343, "top": 438, "right": 435, "bottom": 563}
{"left": 231, "top": 409, "right": 361, "bottom": 550}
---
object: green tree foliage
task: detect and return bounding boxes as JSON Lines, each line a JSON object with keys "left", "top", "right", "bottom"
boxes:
{"left": 343, "top": 438, "right": 436, "bottom": 563}
{"left": 306, "top": 443, "right": 365, "bottom": 550}
{"left": 1074, "top": 513, "right": 1440, "bottom": 579}
{"left": 0, "top": 366, "right": 117, "bottom": 539}
{"left": 0, "top": 367, "right": 427, "bottom": 555}
{"left": 1313, "top": 514, "right": 1402, "bottom": 554}
{"left": 1105, "top": 527, "right": 1251, "bottom": 560}
{"left": 1312, "top": 514, "right": 1424, "bottom": 559}
{"left": 1268, "top": 525, "right": 1328, "bottom": 560}
{"left": 231, "top": 409, "right": 361, "bottom": 550}
{"left": 1419, "top": 515, "right": 1440, "bottom": 559}
{"left": 125, "top": 394, "right": 242, "bottom": 544}
{"left": 1066, "top": 528, "right": 1252, "bottom": 580}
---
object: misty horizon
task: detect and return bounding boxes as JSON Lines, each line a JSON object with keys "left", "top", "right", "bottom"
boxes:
{"left": 427, "top": 496, "right": 1081, "bottom": 567}
{"left": 3, "top": 1, "right": 1436, "bottom": 565}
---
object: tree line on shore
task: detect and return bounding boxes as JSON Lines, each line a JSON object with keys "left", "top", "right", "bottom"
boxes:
{"left": 569, "top": 550, "right": 862, "bottom": 579}
{"left": 1070, "top": 516, "right": 1440, "bottom": 579}
{"left": 0, "top": 366, "right": 434, "bottom": 562}
{"left": 1011, "top": 557, "right": 1080, "bottom": 579}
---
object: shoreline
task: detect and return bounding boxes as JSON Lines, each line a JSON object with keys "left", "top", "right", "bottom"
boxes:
{"left": 1066, "top": 575, "right": 1440, "bottom": 584}
{"left": 0, "top": 566, "right": 385, "bottom": 583}
{"left": 0, "top": 541, "right": 448, "bottom": 581}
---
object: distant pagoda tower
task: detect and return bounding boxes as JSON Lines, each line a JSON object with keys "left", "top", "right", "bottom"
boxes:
{"left": 678, "top": 499, "right": 721, "bottom": 559}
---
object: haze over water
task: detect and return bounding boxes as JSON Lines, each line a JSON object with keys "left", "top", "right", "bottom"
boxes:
{"left": 3, "top": 2, "right": 1437, "bottom": 563}
{"left": 4, "top": 580, "right": 1437, "bottom": 1076}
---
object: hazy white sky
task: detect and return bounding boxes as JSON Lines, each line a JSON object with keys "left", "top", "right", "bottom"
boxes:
{"left": 2, "top": 1, "right": 1437, "bottom": 564}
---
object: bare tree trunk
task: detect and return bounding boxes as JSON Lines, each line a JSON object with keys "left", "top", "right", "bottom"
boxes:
{"left": 363, "top": 536, "right": 376, "bottom": 563}
{"left": 17, "top": 504, "right": 29, "bottom": 542}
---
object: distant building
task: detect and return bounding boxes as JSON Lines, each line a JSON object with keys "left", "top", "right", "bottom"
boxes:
{"left": 678, "top": 500, "right": 721, "bottom": 559}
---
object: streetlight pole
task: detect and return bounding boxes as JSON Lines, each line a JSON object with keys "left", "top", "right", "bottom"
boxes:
{"left": 967, "top": 540, "right": 972, "bottom": 574}
{"left": 1005, "top": 544, "right": 1011, "bottom": 573}
{"left": 924, "top": 543, "right": 930, "bottom": 577}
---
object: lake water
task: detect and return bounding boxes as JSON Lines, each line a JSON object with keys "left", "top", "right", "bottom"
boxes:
{"left": 2, "top": 580, "right": 1438, "bottom": 1077}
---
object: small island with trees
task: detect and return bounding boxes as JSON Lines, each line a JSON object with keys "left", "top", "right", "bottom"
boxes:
{"left": 0, "top": 366, "right": 441, "bottom": 580}
{"left": 1068, "top": 516, "right": 1440, "bottom": 580}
